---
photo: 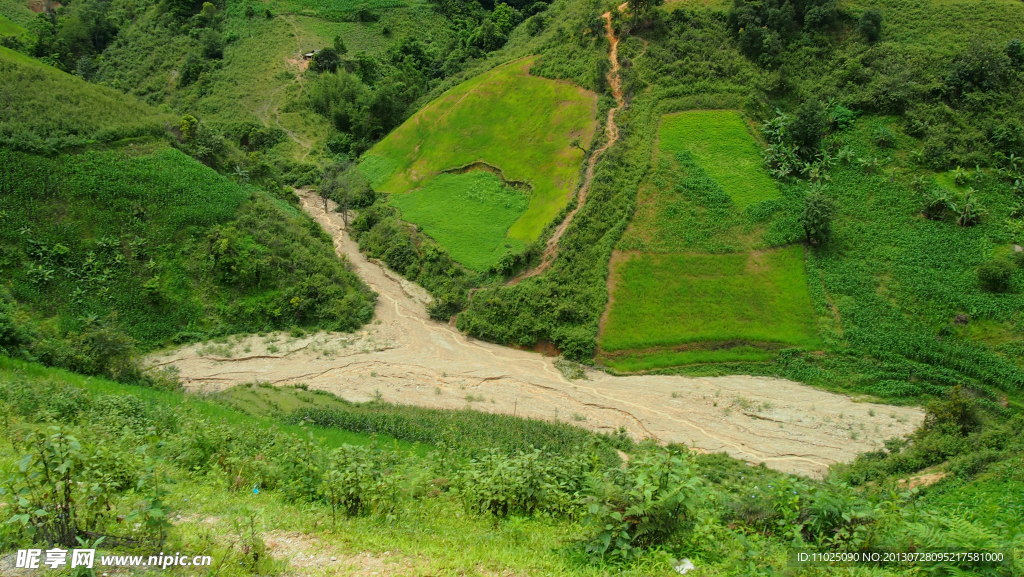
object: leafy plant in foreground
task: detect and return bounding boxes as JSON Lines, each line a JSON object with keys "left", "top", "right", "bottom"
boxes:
{"left": 580, "top": 448, "right": 701, "bottom": 563}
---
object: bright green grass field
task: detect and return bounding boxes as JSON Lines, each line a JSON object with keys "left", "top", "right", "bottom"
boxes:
{"left": 601, "top": 248, "right": 820, "bottom": 353}
{"left": 658, "top": 110, "right": 778, "bottom": 209}
{"left": 361, "top": 56, "right": 598, "bottom": 244}
{"left": 391, "top": 172, "right": 528, "bottom": 271}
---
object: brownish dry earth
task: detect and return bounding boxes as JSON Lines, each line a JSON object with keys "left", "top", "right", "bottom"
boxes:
{"left": 149, "top": 191, "right": 924, "bottom": 479}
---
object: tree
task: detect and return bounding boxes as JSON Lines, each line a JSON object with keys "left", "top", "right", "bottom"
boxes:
{"left": 801, "top": 186, "right": 835, "bottom": 245}
{"left": 858, "top": 9, "right": 882, "bottom": 43}
{"left": 978, "top": 259, "right": 1014, "bottom": 293}
{"left": 789, "top": 99, "right": 829, "bottom": 158}
{"left": 310, "top": 47, "right": 340, "bottom": 73}
{"left": 333, "top": 34, "right": 347, "bottom": 55}
{"left": 630, "top": 0, "right": 665, "bottom": 25}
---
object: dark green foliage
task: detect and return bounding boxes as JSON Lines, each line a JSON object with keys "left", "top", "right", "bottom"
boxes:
{"left": 458, "top": 448, "right": 588, "bottom": 517}
{"left": 946, "top": 41, "right": 1013, "bottom": 99}
{"left": 977, "top": 258, "right": 1015, "bottom": 293}
{"left": 581, "top": 448, "right": 700, "bottom": 563}
{"left": 320, "top": 445, "right": 399, "bottom": 520}
{"left": 922, "top": 385, "right": 982, "bottom": 436}
{"left": 729, "top": 0, "right": 837, "bottom": 64}
{"left": 309, "top": 47, "right": 340, "bottom": 73}
{"left": 858, "top": 9, "right": 882, "bottom": 44}
{"left": 0, "top": 147, "right": 373, "bottom": 375}
{"left": 801, "top": 186, "right": 835, "bottom": 245}
{"left": 351, "top": 202, "right": 474, "bottom": 320}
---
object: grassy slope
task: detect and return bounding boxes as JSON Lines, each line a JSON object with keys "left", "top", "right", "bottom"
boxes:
{"left": 0, "top": 46, "right": 171, "bottom": 149}
{"left": 390, "top": 172, "right": 529, "bottom": 271}
{"left": 3, "top": 358, "right": 1021, "bottom": 576}
{"left": 361, "top": 56, "right": 598, "bottom": 244}
{"left": 0, "top": 49, "right": 373, "bottom": 354}
{"left": 0, "top": 12, "right": 25, "bottom": 35}
{"left": 0, "top": 145, "right": 375, "bottom": 349}
{"left": 0, "top": 0, "right": 34, "bottom": 29}
{"left": 658, "top": 110, "right": 778, "bottom": 209}
{"left": 0, "top": 356, "right": 397, "bottom": 449}
{"left": 602, "top": 248, "right": 818, "bottom": 351}
{"left": 840, "top": 0, "right": 1024, "bottom": 54}
{"left": 600, "top": 111, "right": 816, "bottom": 370}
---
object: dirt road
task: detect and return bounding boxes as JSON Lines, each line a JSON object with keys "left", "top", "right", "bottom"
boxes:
{"left": 151, "top": 191, "right": 923, "bottom": 478}
{"left": 511, "top": 9, "right": 626, "bottom": 283}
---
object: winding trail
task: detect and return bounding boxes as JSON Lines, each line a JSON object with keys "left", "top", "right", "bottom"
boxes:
{"left": 152, "top": 190, "right": 924, "bottom": 478}
{"left": 510, "top": 9, "right": 625, "bottom": 283}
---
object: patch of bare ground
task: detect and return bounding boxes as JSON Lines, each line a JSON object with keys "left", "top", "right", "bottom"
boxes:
{"left": 264, "top": 531, "right": 414, "bottom": 577}
{"left": 148, "top": 191, "right": 926, "bottom": 479}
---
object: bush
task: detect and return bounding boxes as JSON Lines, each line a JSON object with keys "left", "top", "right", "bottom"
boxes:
{"left": 318, "top": 445, "right": 399, "bottom": 521}
{"left": 801, "top": 187, "right": 835, "bottom": 245}
{"left": 580, "top": 448, "right": 701, "bottom": 563}
{"left": 458, "top": 448, "right": 587, "bottom": 518}
{"left": 977, "top": 258, "right": 1014, "bottom": 293}
{"left": 858, "top": 9, "right": 882, "bottom": 44}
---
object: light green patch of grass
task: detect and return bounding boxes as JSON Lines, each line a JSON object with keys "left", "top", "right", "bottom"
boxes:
{"left": 0, "top": 13, "right": 26, "bottom": 35}
{"left": 604, "top": 347, "right": 778, "bottom": 372}
{"left": 391, "top": 171, "right": 528, "bottom": 271}
{"left": 601, "top": 247, "right": 820, "bottom": 352}
{"left": 361, "top": 56, "right": 598, "bottom": 244}
{"left": 658, "top": 110, "right": 778, "bottom": 209}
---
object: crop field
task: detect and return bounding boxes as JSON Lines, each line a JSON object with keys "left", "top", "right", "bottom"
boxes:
{"left": 361, "top": 56, "right": 599, "bottom": 246}
{"left": 0, "top": 46, "right": 169, "bottom": 149}
{"left": 599, "top": 110, "right": 816, "bottom": 370}
{"left": 841, "top": 0, "right": 1024, "bottom": 53}
{"left": 657, "top": 110, "right": 779, "bottom": 210}
{"left": 601, "top": 249, "right": 819, "bottom": 352}
{"left": 391, "top": 172, "right": 528, "bottom": 271}
{"left": 264, "top": 0, "right": 427, "bottom": 20}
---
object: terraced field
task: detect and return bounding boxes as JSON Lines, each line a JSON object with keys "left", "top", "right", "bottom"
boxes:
{"left": 599, "top": 110, "right": 819, "bottom": 371}
{"left": 360, "top": 57, "right": 598, "bottom": 269}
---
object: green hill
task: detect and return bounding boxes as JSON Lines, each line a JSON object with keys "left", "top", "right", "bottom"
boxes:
{"left": 0, "top": 46, "right": 170, "bottom": 151}
{"left": 0, "top": 49, "right": 373, "bottom": 383}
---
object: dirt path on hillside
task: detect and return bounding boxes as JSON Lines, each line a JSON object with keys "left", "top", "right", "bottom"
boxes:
{"left": 509, "top": 9, "right": 626, "bottom": 283}
{"left": 151, "top": 190, "right": 923, "bottom": 478}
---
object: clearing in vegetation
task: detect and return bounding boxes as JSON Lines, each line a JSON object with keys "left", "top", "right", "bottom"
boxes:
{"left": 599, "top": 110, "right": 818, "bottom": 370}
{"left": 601, "top": 248, "right": 818, "bottom": 353}
{"left": 657, "top": 110, "right": 779, "bottom": 210}
{"left": 390, "top": 172, "right": 529, "bottom": 271}
{"left": 360, "top": 56, "right": 598, "bottom": 266}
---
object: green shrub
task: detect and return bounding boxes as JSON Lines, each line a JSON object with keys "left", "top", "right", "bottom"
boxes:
{"left": 318, "top": 444, "right": 399, "bottom": 520}
{"left": 977, "top": 259, "right": 1015, "bottom": 293}
{"left": 580, "top": 448, "right": 701, "bottom": 563}
{"left": 458, "top": 448, "right": 587, "bottom": 518}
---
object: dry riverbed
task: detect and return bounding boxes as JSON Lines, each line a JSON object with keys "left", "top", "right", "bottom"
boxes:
{"left": 149, "top": 190, "right": 924, "bottom": 478}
